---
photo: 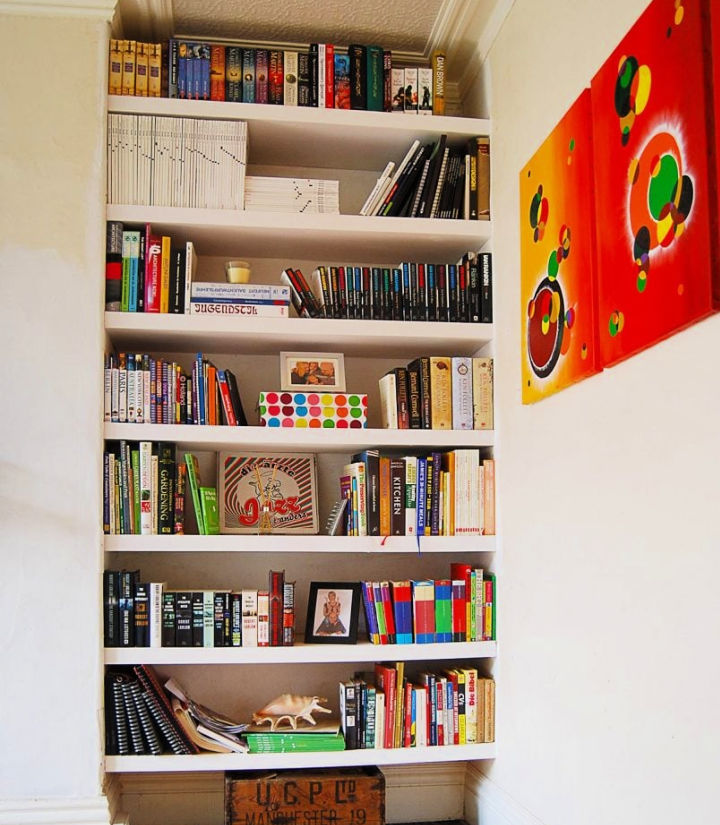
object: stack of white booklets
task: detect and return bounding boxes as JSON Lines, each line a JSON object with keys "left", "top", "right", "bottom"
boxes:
{"left": 190, "top": 282, "right": 291, "bottom": 318}
{"left": 107, "top": 113, "right": 248, "bottom": 210}
{"left": 244, "top": 176, "right": 340, "bottom": 214}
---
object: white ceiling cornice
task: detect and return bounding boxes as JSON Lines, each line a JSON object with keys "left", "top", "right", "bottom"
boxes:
{"left": 456, "top": 0, "right": 514, "bottom": 100}
{"left": 0, "top": 0, "right": 115, "bottom": 18}
{"left": 114, "top": 0, "right": 171, "bottom": 39}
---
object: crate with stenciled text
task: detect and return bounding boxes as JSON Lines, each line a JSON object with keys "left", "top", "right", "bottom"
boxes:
{"left": 225, "top": 767, "right": 385, "bottom": 825}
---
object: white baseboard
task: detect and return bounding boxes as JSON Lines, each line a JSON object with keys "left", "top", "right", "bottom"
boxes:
{"left": 0, "top": 796, "right": 113, "bottom": 825}
{"left": 464, "top": 764, "right": 544, "bottom": 825}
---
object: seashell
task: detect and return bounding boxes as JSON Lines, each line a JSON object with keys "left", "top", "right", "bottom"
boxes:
{"left": 252, "top": 694, "right": 332, "bottom": 730}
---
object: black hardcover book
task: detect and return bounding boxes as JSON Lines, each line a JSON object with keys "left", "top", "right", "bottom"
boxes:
{"left": 161, "top": 591, "right": 176, "bottom": 647}
{"left": 308, "top": 43, "right": 319, "bottom": 106}
{"left": 407, "top": 357, "right": 432, "bottom": 428}
{"left": 436, "top": 263, "right": 449, "bottom": 322}
{"left": 480, "top": 251, "right": 493, "bottom": 322}
{"left": 174, "top": 591, "right": 193, "bottom": 646}
{"left": 391, "top": 267, "right": 403, "bottom": 320}
{"left": 467, "top": 251, "right": 480, "bottom": 322}
{"left": 136, "top": 230, "right": 146, "bottom": 313}
{"left": 128, "top": 678, "right": 163, "bottom": 754}
{"left": 393, "top": 366, "right": 410, "bottom": 429}
{"left": 381, "top": 268, "right": 392, "bottom": 320}
{"left": 427, "top": 263, "right": 437, "bottom": 322}
{"left": 119, "top": 569, "right": 138, "bottom": 647}
{"left": 451, "top": 159, "right": 466, "bottom": 219}
{"left": 133, "top": 663, "right": 198, "bottom": 753}
{"left": 297, "top": 51, "right": 311, "bottom": 106}
{"left": 410, "top": 155, "right": 432, "bottom": 218}
{"left": 104, "top": 569, "right": 120, "bottom": 647}
{"left": 361, "top": 266, "right": 372, "bottom": 319}
{"left": 157, "top": 441, "right": 175, "bottom": 534}
{"left": 351, "top": 448, "right": 380, "bottom": 536}
{"left": 344, "top": 265, "right": 356, "bottom": 320}
{"left": 191, "top": 591, "right": 204, "bottom": 646}
{"left": 328, "top": 266, "right": 341, "bottom": 318}
{"left": 348, "top": 44, "right": 367, "bottom": 109}
{"left": 390, "top": 458, "right": 406, "bottom": 536}
{"left": 224, "top": 369, "right": 248, "bottom": 426}
{"left": 438, "top": 150, "right": 460, "bottom": 219}
{"left": 107, "top": 671, "right": 130, "bottom": 754}
{"left": 255, "top": 48, "right": 269, "bottom": 104}
{"left": 407, "top": 367, "right": 422, "bottom": 429}
{"left": 120, "top": 676, "right": 146, "bottom": 753}
{"left": 231, "top": 591, "right": 242, "bottom": 646}
{"left": 337, "top": 266, "right": 349, "bottom": 318}
{"left": 241, "top": 48, "right": 256, "bottom": 103}
{"left": 428, "top": 145, "right": 451, "bottom": 219}
{"left": 416, "top": 263, "right": 427, "bottom": 322}
{"left": 381, "top": 142, "right": 431, "bottom": 217}
{"left": 169, "top": 246, "right": 186, "bottom": 314}
{"left": 225, "top": 46, "right": 242, "bottom": 102}
{"left": 419, "top": 135, "right": 447, "bottom": 217}
{"left": 370, "top": 267, "right": 382, "bottom": 320}
{"left": 339, "top": 679, "right": 358, "bottom": 749}
{"left": 214, "top": 591, "right": 225, "bottom": 647}
{"left": 134, "top": 581, "right": 150, "bottom": 647}
{"left": 458, "top": 258, "right": 468, "bottom": 323}
{"left": 448, "top": 263, "right": 459, "bottom": 322}
{"left": 223, "top": 591, "right": 232, "bottom": 646}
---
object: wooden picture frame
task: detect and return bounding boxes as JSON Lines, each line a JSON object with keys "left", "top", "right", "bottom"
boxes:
{"left": 304, "top": 581, "right": 361, "bottom": 644}
{"left": 279, "top": 352, "right": 346, "bottom": 392}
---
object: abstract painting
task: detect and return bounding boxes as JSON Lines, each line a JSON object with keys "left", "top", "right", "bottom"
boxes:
{"left": 590, "top": 0, "right": 716, "bottom": 366}
{"left": 520, "top": 88, "right": 601, "bottom": 403}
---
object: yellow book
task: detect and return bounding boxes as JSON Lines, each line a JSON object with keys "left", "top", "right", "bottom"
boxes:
{"left": 429, "top": 356, "right": 452, "bottom": 430}
{"left": 135, "top": 42, "right": 149, "bottom": 97}
{"left": 121, "top": 40, "right": 137, "bottom": 96}
{"left": 477, "top": 136, "right": 490, "bottom": 220}
{"left": 472, "top": 357, "right": 494, "bottom": 430}
{"left": 108, "top": 39, "right": 123, "bottom": 95}
{"left": 431, "top": 50, "right": 446, "bottom": 116}
{"left": 160, "top": 235, "right": 172, "bottom": 313}
{"left": 148, "top": 43, "right": 162, "bottom": 97}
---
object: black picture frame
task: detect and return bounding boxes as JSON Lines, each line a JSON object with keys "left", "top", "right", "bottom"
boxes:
{"left": 304, "top": 581, "right": 361, "bottom": 644}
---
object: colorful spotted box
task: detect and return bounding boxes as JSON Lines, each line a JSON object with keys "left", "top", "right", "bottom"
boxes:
{"left": 258, "top": 391, "right": 368, "bottom": 428}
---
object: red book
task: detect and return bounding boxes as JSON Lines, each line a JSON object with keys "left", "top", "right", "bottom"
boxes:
{"left": 217, "top": 371, "right": 237, "bottom": 426}
{"left": 403, "top": 679, "right": 413, "bottom": 747}
{"left": 325, "top": 44, "right": 335, "bottom": 107}
{"left": 144, "top": 226, "right": 162, "bottom": 312}
{"left": 268, "top": 50, "right": 284, "bottom": 104}
{"left": 269, "top": 569, "right": 284, "bottom": 647}
{"left": 374, "top": 663, "right": 397, "bottom": 748}
{"left": 210, "top": 45, "right": 225, "bottom": 101}
{"left": 380, "top": 581, "right": 395, "bottom": 643}
{"left": 444, "top": 669, "right": 460, "bottom": 744}
{"left": 451, "top": 562, "right": 473, "bottom": 640}
{"left": 451, "top": 579, "right": 467, "bottom": 642}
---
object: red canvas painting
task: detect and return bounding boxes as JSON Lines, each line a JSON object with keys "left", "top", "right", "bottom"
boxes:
{"left": 590, "top": 0, "right": 716, "bottom": 366}
{"left": 708, "top": 0, "right": 720, "bottom": 306}
{"left": 519, "top": 88, "right": 601, "bottom": 403}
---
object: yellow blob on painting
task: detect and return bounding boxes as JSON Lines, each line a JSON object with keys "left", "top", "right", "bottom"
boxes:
{"left": 627, "top": 157, "right": 640, "bottom": 184}
{"left": 675, "top": 3, "right": 684, "bottom": 25}
{"left": 549, "top": 291, "right": 562, "bottom": 323}
{"left": 633, "top": 65, "right": 652, "bottom": 114}
{"left": 541, "top": 315, "right": 550, "bottom": 335}
{"left": 678, "top": 283, "right": 685, "bottom": 295}
{"left": 656, "top": 212, "right": 674, "bottom": 245}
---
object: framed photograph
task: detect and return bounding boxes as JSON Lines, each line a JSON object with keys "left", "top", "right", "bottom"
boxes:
{"left": 304, "top": 582, "right": 361, "bottom": 644}
{"left": 280, "top": 352, "right": 346, "bottom": 392}
{"left": 218, "top": 452, "right": 319, "bottom": 534}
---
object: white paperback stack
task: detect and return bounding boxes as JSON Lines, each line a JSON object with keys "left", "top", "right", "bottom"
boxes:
{"left": 107, "top": 114, "right": 248, "bottom": 210}
{"left": 243, "top": 176, "right": 340, "bottom": 214}
{"left": 189, "top": 282, "right": 291, "bottom": 318}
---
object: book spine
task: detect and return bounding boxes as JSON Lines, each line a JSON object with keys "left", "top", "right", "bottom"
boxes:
{"left": 284, "top": 51, "right": 298, "bottom": 105}
{"left": 349, "top": 44, "right": 366, "bottom": 109}
{"left": 431, "top": 51, "right": 446, "bottom": 115}
{"left": 390, "top": 458, "right": 405, "bottom": 536}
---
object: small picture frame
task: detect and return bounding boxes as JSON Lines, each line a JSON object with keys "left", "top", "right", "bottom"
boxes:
{"left": 280, "top": 352, "right": 346, "bottom": 392}
{"left": 305, "top": 581, "right": 361, "bottom": 644}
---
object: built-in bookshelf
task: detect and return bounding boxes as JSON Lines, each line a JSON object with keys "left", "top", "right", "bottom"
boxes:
{"left": 102, "top": 91, "right": 496, "bottom": 780}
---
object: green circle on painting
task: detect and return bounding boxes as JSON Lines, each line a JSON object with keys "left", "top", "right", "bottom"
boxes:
{"left": 648, "top": 154, "right": 679, "bottom": 220}
{"left": 547, "top": 250, "right": 559, "bottom": 278}
{"left": 350, "top": 407, "right": 363, "bottom": 418}
{"left": 609, "top": 316, "right": 619, "bottom": 336}
{"left": 569, "top": 138, "right": 575, "bottom": 151}
{"left": 348, "top": 395, "right": 360, "bottom": 406}
{"left": 637, "top": 274, "right": 647, "bottom": 292}
{"left": 258, "top": 405, "right": 267, "bottom": 415}
{"left": 322, "top": 418, "right": 335, "bottom": 427}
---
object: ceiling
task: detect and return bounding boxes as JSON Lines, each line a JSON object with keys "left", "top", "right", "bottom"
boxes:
{"left": 116, "top": 0, "right": 511, "bottom": 94}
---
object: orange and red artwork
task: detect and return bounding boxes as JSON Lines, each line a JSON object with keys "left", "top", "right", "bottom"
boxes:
{"left": 520, "top": 88, "right": 600, "bottom": 403}
{"left": 590, "top": 0, "right": 716, "bottom": 366}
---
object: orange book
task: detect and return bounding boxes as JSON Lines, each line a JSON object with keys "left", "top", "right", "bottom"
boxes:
{"left": 379, "top": 456, "right": 391, "bottom": 536}
{"left": 482, "top": 458, "right": 495, "bottom": 535}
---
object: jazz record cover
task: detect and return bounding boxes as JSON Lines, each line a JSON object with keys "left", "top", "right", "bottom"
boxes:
{"left": 218, "top": 452, "right": 318, "bottom": 534}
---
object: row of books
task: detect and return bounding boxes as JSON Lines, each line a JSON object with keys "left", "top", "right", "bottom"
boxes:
{"left": 107, "top": 113, "right": 248, "bottom": 209}
{"left": 379, "top": 356, "right": 494, "bottom": 431}
{"left": 108, "top": 39, "right": 162, "bottom": 97}
{"left": 103, "top": 445, "right": 217, "bottom": 536}
{"left": 285, "top": 252, "right": 492, "bottom": 323}
{"left": 244, "top": 175, "right": 340, "bottom": 215}
{"left": 361, "top": 568, "right": 495, "bottom": 647}
{"left": 104, "top": 569, "right": 294, "bottom": 648}
{"left": 106, "top": 222, "right": 198, "bottom": 313}
{"left": 103, "top": 353, "right": 249, "bottom": 427}
{"left": 105, "top": 665, "right": 249, "bottom": 755}
{"left": 166, "top": 40, "right": 445, "bottom": 114}
{"left": 340, "top": 449, "right": 495, "bottom": 538}
{"left": 341, "top": 663, "right": 494, "bottom": 748}
{"left": 361, "top": 135, "right": 490, "bottom": 221}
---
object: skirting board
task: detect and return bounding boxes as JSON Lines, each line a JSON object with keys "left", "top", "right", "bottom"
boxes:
{"left": 464, "top": 764, "right": 544, "bottom": 825}
{"left": 0, "top": 796, "right": 114, "bottom": 825}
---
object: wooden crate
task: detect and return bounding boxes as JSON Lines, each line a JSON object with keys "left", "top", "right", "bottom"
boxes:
{"left": 225, "top": 767, "right": 385, "bottom": 825}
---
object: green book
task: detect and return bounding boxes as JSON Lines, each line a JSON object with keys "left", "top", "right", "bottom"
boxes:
{"left": 184, "top": 453, "right": 205, "bottom": 535}
{"left": 131, "top": 448, "right": 141, "bottom": 534}
{"left": 245, "top": 732, "right": 346, "bottom": 753}
{"left": 199, "top": 487, "right": 219, "bottom": 535}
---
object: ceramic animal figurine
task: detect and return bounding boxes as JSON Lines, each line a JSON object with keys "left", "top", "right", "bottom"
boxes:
{"left": 252, "top": 694, "right": 332, "bottom": 730}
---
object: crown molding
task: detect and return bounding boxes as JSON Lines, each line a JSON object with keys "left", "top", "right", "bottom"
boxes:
{"left": 0, "top": 0, "right": 115, "bottom": 18}
{"left": 455, "top": 0, "right": 514, "bottom": 103}
{"left": 112, "top": 0, "right": 170, "bottom": 39}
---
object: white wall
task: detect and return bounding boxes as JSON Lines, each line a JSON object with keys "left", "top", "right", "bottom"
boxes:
{"left": 468, "top": 1, "right": 720, "bottom": 824}
{"left": 0, "top": 9, "right": 109, "bottom": 817}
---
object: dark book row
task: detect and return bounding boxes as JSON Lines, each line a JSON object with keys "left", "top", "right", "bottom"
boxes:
{"left": 103, "top": 351, "right": 248, "bottom": 426}
{"left": 287, "top": 251, "right": 492, "bottom": 322}
{"left": 340, "top": 662, "right": 494, "bottom": 749}
{"left": 360, "top": 567, "right": 495, "bottom": 647}
{"left": 340, "top": 448, "right": 495, "bottom": 539}
{"left": 110, "top": 38, "right": 446, "bottom": 115}
{"left": 104, "top": 569, "right": 294, "bottom": 648}
{"left": 364, "top": 135, "right": 490, "bottom": 221}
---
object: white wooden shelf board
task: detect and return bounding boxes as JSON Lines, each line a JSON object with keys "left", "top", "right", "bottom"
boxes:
{"left": 104, "top": 312, "right": 493, "bottom": 357}
{"left": 105, "top": 205, "right": 492, "bottom": 260}
{"left": 105, "top": 743, "right": 496, "bottom": 773}
{"left": 107, "top": 95, "right": 491, "bottom": 171}
{"left": 103, "top": 533, "right": 497, "bottom": 553}
{"left": 103, "top": 423, "right": 494, "bottom": 451}
{"left": 104, "top": 640, "right": 497, "bottom": 666}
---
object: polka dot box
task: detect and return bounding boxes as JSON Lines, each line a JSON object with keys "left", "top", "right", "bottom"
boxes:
{"left": 258, "top": 391, "right": 368, "bottom": 428}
